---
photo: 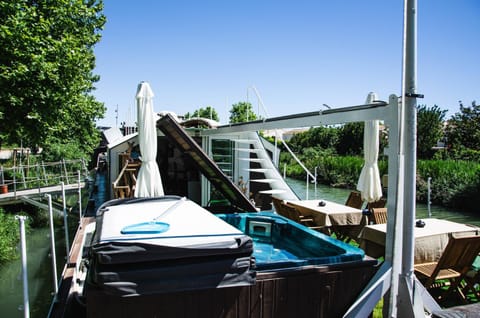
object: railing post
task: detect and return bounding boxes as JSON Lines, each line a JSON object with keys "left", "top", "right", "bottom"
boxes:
{"left": 427, "top": 177, "right": 432, "bottom": 218}
{"left": 13, "top": 166, "right": 17, "bottom": 196}
{"left": 77, "top": 170, "right": 82, "bottom": 221}
{"left": 36, "top": 163, "right": 41, "bottom": 192}
{"left": 61, "top": 182, "right": 70, "bottom": 256}
{"left": 46, "top": 194, "right": 59, "bottom": 295}
{"left": 15, "top": 215, "right": 30, "bottom": 318}
{"left": 62, "top": 159, "right": 70, "bottom": 184}
{"left": 283, "top": 164, "right": 286, "bottom": 179}
{"left": 21, "top": 165, "right": 27, "bottom": 188}
{"left": 81, "top": 158, "right": 88, "bottom": 177}
{"left": 306, "top": 174, "right": 309, "bottom": 200}
{"left": 42, "top": 161, "right": 48, "bottom": 184}
{"left": 314, "top": 166, "right": 318, "bottom": 199}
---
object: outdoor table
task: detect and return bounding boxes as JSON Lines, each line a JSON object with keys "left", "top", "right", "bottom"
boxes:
{"left": 286, "top": 199, "right": 366, "bottom": 238}
{"left": 358, "top": 218, "right": 480, "bottom": 263}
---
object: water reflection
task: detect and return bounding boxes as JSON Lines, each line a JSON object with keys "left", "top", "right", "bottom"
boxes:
{"left": 0, "top": 227, "right": 67, "bottom": 317}
{"left": 286, "top": 177, "right": 480, "bottom": 227}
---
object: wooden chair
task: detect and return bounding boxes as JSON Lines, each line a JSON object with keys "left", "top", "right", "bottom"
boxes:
{"left": 370, "top": 208, "right": 388, "bottom": 224}
{"left": 271, "top": 196, "right": 286, "bottom": 216}
{"left": 280, "top": 203, "right": 323, "bottom": 231}
{"left": 366, "top": 197, "right": 387, "bottom": 210}
{"left": 345, "top": 191, "right": 364, "bottom": 209}
{"left": 414, "top": 235, "right": 480, "bottom": 302}
{"left": 459, "top": 254, "right": 480, "bottom": 301}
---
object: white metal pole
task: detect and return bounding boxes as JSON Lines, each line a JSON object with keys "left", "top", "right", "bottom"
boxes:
{"left": 427, "top": 177, "right": 431, "bottom": 218}
{"left": 16, "top": 215, "right": 30, "bottom": 318}
{"left": 314, "top": 166, "right": 318, "bottom": 199}
{"left": 306, "top": 174, "right": 309, "bottom": 200}
{"left": 47, "top": 194, "right": 59, "bottom": 294}
{"left": 77, "top": 171, "right": 82, "bottom": 221}
{"left": 61, "top": 182, "right": 70, "bottom": 256}
{"left": 397, "top": 0, "right": 423, "bottom": 316}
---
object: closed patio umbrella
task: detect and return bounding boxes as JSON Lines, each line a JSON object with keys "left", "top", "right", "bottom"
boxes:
{"left": 356, "top": 92, "right": 382, "bottom": 202}
{"left": 134, "top": 81, "right": 164, "bottom": 197}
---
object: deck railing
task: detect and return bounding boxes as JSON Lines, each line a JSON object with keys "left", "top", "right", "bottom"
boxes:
{"left": 0, "top": 159, "right": 88, "bottom": 195}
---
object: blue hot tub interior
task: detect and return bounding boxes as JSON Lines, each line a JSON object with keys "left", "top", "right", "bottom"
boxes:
{"left": 217, "top": 212, "right": 365, "bottom": 270}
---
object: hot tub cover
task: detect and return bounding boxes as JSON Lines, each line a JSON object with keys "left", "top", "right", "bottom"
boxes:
{"left": 87, "top": 196, "right": 255, "bottom": 296}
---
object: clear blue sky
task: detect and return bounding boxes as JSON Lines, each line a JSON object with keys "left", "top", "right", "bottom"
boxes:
{"left": 94, "top": 0, "right": 479, "bottom": 127}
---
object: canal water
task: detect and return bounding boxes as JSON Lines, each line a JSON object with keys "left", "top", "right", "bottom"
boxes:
{"left": 0, "top": 221, "right": 71, "bottom": 317}
{"left": 1, "top": 179, "right": 480, "bottom": 317}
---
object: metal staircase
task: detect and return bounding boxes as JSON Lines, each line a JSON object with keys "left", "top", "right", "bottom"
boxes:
{"left": 234, "top": 132, "right": 297, "bottom": 201}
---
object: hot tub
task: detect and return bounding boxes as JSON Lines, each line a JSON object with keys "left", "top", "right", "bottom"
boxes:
{"left": 85, "top": 202, "right": 377, "bottom": 318}
{"left": 217, "top": 212, "right": 366, "bottom": 270}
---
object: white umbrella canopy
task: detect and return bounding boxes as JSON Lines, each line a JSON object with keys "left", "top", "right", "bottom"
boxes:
{"left": 134, "top": 81, "right": 164, "bottom": 197}
{"left": 356, "top": 92, "right": 382, "bottom": 202}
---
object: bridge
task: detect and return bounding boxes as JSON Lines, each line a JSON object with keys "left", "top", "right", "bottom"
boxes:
{"left": 0, "top": 159, "right": 88, "bottom": 208}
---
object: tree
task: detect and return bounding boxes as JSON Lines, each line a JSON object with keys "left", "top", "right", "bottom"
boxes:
{"left": 446, "top": 100, "right": 480, "bottom": 154}
{"left": 336, "top": 122, "right": 364, "bottom": 155}
{"left": 416, "top": 104, "right": 447, "bottom": 159}
{"left": 0, "top": 0, "right": 106, "bottom": 156}
{"left": 185, "top": 106, "right": 219, "bottom": 121}
{"left": 288, "top": 126, "right": 338, "bottom": 153}
{"left": 229, "top": 102, "right": 259, "bottom": 123}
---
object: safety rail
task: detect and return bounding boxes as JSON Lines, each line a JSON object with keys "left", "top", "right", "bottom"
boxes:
{"left": 0, "top": 159, "right": 88, "bottom": 195}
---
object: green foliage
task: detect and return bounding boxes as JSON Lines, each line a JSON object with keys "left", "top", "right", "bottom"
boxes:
{"left": 184, "top": 106, "right": 219, "bottom": 122}
{"left": 417, "top": 159, "right": 480, "bottom": 211}
{"left": 289, "top": 126, "right": 339, "bottom": 153}
{"left": 281, "top": 147, "right": 388, "bottom": 189}
{"left": 446, "top": 101, "right": 480, "bottom": 154}
{"left": 0, "top": 208, "right": 21, "bottom": 263}
{"left": 0, "top": 0, "right": 106, "bottom": 155}
{"left": 417, "top": 104, "right": 447, "bottom": 159}
{"left": 41, "top": 137, "right": 90, "bottom": 161}
{"left": 336, "top": 122, "right": 364, "bottom": 155}
{"left": 229, "top": 101, "right": 259, "bottom": 123}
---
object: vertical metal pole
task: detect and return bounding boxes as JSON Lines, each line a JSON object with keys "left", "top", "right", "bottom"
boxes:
{"left": 274, "top": 134, "right": 278, "bottom": 168}
{"left": 13, "top": 166, "right": 17, "bottom": 196}
{"left": 306, "top": 174, "right": 309, "bottom": 200}
{"left": 36, "top": 163, "right": 40, "bottom": 192}
{"left": 77, "top": 171, "right": 82, "bottom": 220}
{"left": 314, "top": 166, "right": 318, "bottom": 199}
{"left": 42, "top": 161, "right": 48, "bottom": 184}
{"left": 396, "top": 0, "right": 423, "bottom": 316}
{"left": 16, "top": 215, "right": 30, "bottom": 318}
{"left": 21, "top": 165, "right": 27, "bottom": 188}
{"left": 62, "top": 182, "right": 70, "bottom": 256}
{"left": 63, "top": 159, "right": 69, "bottom": 184}
{"left": 427, "top": 177, "right": 432, "bottom": 218}
{"left": 283, "top": 164, "right": 286, "bottom": 179}
{"left": 47, "top": 194, "right": 59, "bottom": 294}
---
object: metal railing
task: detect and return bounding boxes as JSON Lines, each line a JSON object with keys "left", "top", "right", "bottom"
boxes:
{"left": 0, "top": 159, "right": 88, "bottom": 195}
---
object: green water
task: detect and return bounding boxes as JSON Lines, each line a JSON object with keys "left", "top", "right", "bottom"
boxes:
{"left": 286, "top": 177, "right": 480, "bottom": 227}
{"left": 0, "top": 223, "right": 69, "bottom": 317}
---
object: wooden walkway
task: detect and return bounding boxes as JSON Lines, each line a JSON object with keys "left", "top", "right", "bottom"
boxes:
{"left": 0, "top": 182, "right": 85, "bottom": 206}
